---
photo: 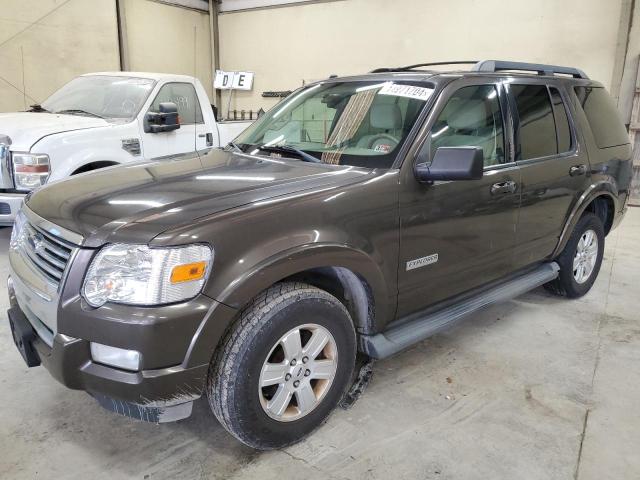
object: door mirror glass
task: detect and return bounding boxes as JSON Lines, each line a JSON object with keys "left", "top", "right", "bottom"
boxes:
{"left": 415, "top": 147, "right": 484, "bottom": 182}
{"left": 144, "top": 102, "right": 180, "bottom": 133}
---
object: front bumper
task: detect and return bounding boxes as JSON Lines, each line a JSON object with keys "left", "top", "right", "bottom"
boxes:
{"left": 7, "top": 285, "right": 213, "bottom": 421}
{"left": 8, "top": 268, "right": 238, "bottom": 424}
{"left": 0, "top": 192, "right": 25, "bottom": 225}
{"left": 7, "top": 205, "right": 240, "bottom": 423}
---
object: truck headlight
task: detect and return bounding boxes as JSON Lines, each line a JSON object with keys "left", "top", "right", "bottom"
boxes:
{"left": 12, "top": 153, "right": 50, "bottom": 191}
{"left": 82, "top": 244, "right": 213, "bottom": 307}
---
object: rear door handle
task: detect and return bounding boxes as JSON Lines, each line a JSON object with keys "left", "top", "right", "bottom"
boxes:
{"left": 491, "top": 180, "right": 517, "bottom": 195}
{"left": 569, "top": 164, "right": 587, "bottom": 176}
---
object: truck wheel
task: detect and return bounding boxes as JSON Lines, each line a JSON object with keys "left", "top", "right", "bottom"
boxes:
{"left": 207, "top": 282, "right": 356, "bottom": 449}
{"left": 544, "top": 212, "right": 604, "bottom": 298}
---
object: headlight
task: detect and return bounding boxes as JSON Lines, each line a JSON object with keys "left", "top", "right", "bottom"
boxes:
{"left": 12, "top": 153, "right": 50, "bottom": 191}
{"left": 82, "top": 244, "right": 213, "bottom": 307}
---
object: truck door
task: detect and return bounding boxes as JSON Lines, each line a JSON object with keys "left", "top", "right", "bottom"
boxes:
{"left": 507, "top": 83, "right": 589, "bottom": 269}
{"left": 140, "top": 82, "right": 210, "bottom": 159}
{"left": 397, "top": 81, "right": 521, "bottom": 318}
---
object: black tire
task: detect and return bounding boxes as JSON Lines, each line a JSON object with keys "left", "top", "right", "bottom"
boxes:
{"left": 544, "top": 212, "right": 605, "bottom": 298}
{"left": 207, "top": 282, "right": 356, "bottom": 450}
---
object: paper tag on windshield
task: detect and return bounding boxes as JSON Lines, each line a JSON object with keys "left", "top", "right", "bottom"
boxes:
{"left": 378, "top": 83, "right": 433, "bottom": 101}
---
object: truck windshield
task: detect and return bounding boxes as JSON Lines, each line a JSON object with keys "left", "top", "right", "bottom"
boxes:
{"left": 234, "top": 81, "right": 434, "bottom": 168}
{"left": 41, "top": 76, "right": 155, "bottom": 120}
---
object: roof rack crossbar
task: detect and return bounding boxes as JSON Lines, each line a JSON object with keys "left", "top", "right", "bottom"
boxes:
{"left": 472, "top": 60, "right": 589, "bottom": 79}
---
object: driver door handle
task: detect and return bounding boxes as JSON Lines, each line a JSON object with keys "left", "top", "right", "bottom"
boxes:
{"left": 569, "top": 164, "right": 587, "bottom": 176}
{"left": 491, "top": 180, "right": 517, "bottom": 196}
{"left": 199, "top": 132, "right": 214, "bottom": 146}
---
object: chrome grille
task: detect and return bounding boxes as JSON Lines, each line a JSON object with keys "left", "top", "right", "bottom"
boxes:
{"left": 20, "top": 221, "right": 74, "bottom": 287}
{"left": 0, "top": 135, "right": 13, "bottom": 189}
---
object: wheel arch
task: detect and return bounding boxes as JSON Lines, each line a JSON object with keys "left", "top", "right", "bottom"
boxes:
{"left": 553, "top": 182, "right": 618, "bottom": 258}
{"left": 71, "top": 160, "right": 120, "bottom": 175}
{"left": 186, "top": 245, "right": 391, "bottom": 368}
{"left": 282, "top": 266, "right": 376, "bottom": 335}
{"left": 212, "top": 244, "right": 391, "bottom": 334}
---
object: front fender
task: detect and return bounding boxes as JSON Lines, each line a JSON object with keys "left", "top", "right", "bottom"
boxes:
{"left": 32, "top": 123, "right": 140, "bottom": 181}
{"left": 48, "top": 146, "right": 132, "bottom": 180}
{"left": 552, "top": 180, "right": 619, "bottom": 257}
{"left": 213, "top": 242, "right": 391, "bottom": 324}
{"left": 182, "top": 243, "right": 391, "bottom": 369}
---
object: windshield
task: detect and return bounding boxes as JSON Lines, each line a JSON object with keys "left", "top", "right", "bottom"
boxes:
{"left": 234, "top": 80, "right": 434, "bottom": 168}
{"left": 42, "top": 75, "right": 155, "bottom": 120}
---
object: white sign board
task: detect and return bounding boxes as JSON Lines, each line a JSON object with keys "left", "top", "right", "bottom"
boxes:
{"left": 214, "top": 70, "right": 254, "bottom": 91}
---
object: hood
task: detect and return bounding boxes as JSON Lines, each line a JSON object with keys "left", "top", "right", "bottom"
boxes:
{"left": 0, "top": 112, "right": 109, "bottom": 151}
{"left": 26, "top": 149, "right": 371, "bottom": 247}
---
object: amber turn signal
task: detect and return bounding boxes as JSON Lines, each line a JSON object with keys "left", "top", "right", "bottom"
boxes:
{"left": 170, "top": 261, "right": 207, "bottom": 284}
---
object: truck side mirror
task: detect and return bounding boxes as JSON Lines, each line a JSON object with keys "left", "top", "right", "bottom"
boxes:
{"left": 415, "top": 147, "right": 484, "bottom": 182}
{"left": 144, "top": 102, "right": 180, "bottom": 133}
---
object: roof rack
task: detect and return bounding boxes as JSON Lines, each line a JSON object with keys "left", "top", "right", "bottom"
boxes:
{"left": 472, "top": 60, "right": 589, "bottom": 79}
{"left": 370, "top": 61, "right": 478, "bottom": 73}
{"left": 370, "top": 60, "right": 589, "bottom": 79}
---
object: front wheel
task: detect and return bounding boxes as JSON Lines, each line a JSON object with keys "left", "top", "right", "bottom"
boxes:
{"left": 207, "top": 282, "right": 356, "bottom": 449}
{"left": 545, "top": 212, "right": 605, "bottom": 298}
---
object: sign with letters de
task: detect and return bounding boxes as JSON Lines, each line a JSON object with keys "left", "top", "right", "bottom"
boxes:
{"left": 214, "top": 70, "right": 254, "bottom": 91}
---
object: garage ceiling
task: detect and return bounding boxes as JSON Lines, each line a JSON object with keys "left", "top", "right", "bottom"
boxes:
{"left": 219, "top": 0, "right": 336, "bottom": 12}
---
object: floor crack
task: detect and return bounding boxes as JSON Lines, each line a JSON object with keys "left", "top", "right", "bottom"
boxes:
{"left": 574, "top": 408, "right": 590, "bottom": 480}
{"left": 280, "top": 449, "right": 347, "bottom": 480}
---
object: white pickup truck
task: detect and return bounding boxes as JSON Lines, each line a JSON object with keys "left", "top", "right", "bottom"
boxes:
{"left": 0, "top": 72, "right": 253, "bottom": 225}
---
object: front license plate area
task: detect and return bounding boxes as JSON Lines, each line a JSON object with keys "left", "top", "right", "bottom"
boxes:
{"left": 8, "top": 307, "right": 41, "bottom": 367}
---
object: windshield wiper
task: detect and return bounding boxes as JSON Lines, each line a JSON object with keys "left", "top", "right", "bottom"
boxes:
{"left": 28, "top": 104, "right": 49, "bottom": 113}
{"left": 257, "top": 144, "right": 321, "bottom": 163}
{"left": 55, "top": 109, "right": 104, "bottom": 119}
{"left": 227, "top": 141, "right": 244, "bottom": 153}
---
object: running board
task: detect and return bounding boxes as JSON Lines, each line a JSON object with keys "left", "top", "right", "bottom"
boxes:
{"left": 360, "top": 262, "right": 559, "bottom": 359}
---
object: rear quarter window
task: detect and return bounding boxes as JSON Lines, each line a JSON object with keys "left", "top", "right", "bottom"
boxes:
{"left": 574, "top": 86, "right": 629, "bottom": 149}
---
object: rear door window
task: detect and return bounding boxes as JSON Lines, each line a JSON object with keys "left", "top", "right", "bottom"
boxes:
{"left": 574, "top": 86, "right": 629, "bottom": 148}
{"left": 511, "top": 84, "right": 557, "bottom": 160}
{"left": 549, "top": 87, "right": 572, "bottom": 153}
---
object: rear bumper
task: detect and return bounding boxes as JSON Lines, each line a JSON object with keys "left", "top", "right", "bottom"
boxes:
{"left": 0, "top": 192, "right": 24, "bottom": 225}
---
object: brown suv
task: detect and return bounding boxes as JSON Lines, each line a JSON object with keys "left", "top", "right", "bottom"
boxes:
{"left": 7, "top": 60, "right": 632, "bottom": 449}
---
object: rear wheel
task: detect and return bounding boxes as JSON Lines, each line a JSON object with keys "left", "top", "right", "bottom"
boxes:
{"left": 544, "top": 212, "right": 604, "bottom": 298}
{"left": 207, "top": 282, "right": 356, "bottom": 449}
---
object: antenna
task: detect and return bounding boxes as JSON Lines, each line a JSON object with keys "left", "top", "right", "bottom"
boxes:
{"left": 21, "top": 46, "right": 26, "bottom": 110}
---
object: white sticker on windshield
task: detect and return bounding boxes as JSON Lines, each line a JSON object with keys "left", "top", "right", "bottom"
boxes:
{"left": 378, "top": 83, "right": 433, "bottom": 101}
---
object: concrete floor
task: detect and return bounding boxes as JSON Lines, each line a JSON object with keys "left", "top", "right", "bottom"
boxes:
{"left": 1, "top": 208, "right": 639, "bottom": 480}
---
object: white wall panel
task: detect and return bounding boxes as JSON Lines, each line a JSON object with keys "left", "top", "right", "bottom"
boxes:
{"left": 219, "top": 0, "right": 625, "bottom": 112}
{"left": 0, "top": 0, "right": 120, "bottom": 112}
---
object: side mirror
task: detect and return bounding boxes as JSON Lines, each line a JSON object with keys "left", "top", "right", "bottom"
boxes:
{"left": 415, "top": 147, "right": 484, "bottom": 182}
{"left": 144, "top": 102, "right": 180, "bottom": 133}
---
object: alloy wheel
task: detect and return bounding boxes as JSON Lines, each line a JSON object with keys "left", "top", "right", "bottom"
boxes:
{"left": 573, "top": 229, "right": 598, "bottom": 284}
{"left": 258, "top": 324, "right": 338, "bottom": 422}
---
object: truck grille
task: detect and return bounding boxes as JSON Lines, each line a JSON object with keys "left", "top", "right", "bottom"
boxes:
{"left": 0, "top": 136, "right": 13, "bottom": 189}
{"left": 20, "top": 221, "right": 74, "bottom": 287}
